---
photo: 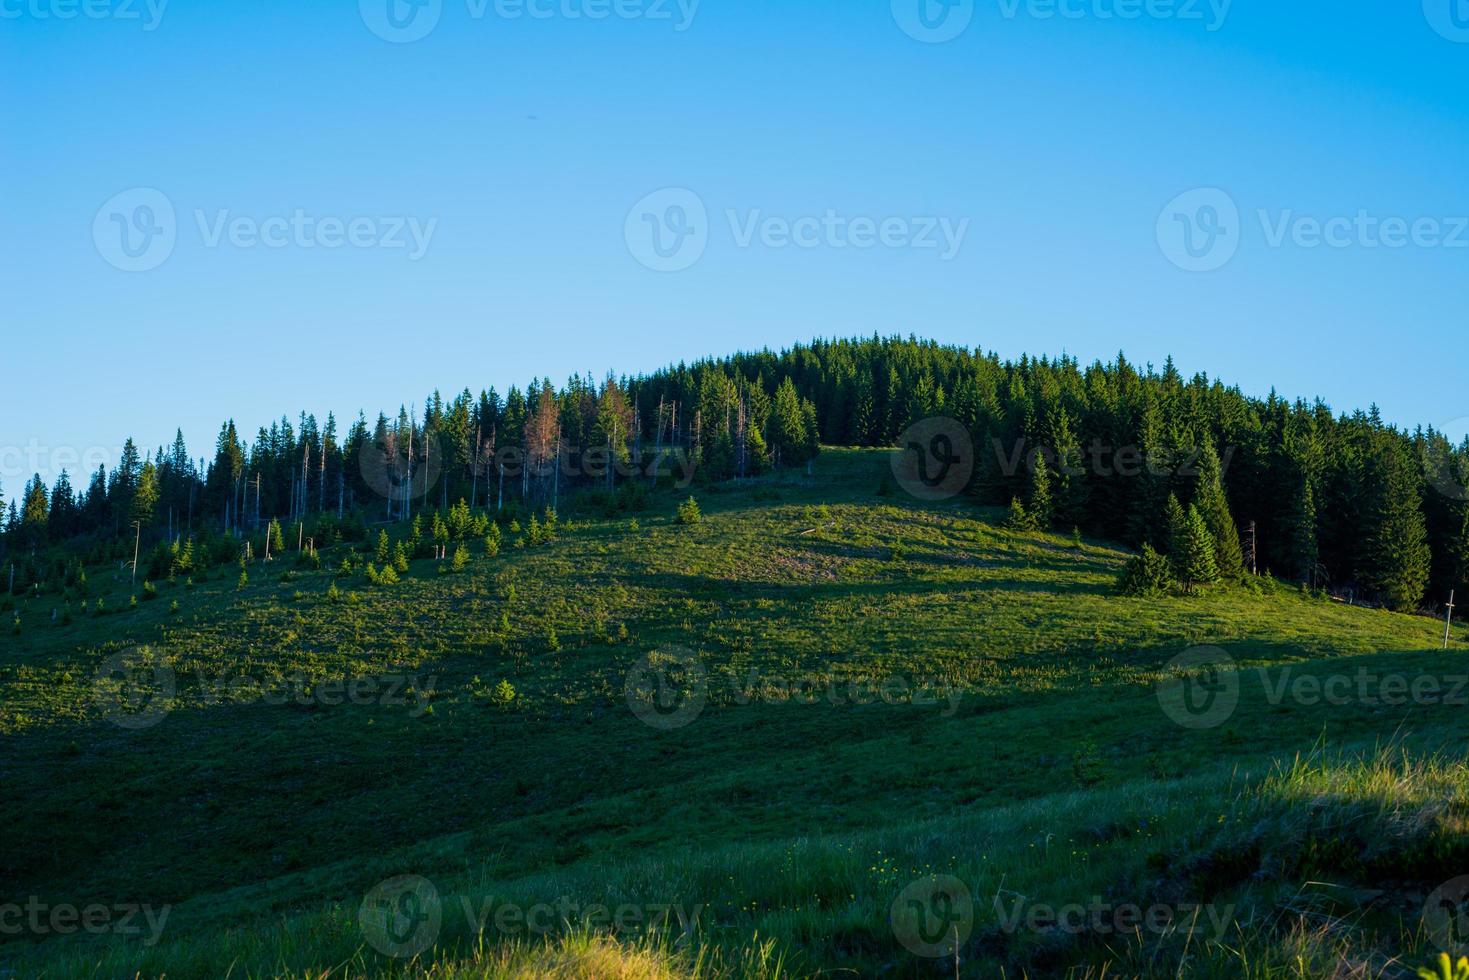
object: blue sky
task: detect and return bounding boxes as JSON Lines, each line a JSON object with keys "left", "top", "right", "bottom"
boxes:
{"left": 3, "top": 0, "right": 1468, "bottom": 491}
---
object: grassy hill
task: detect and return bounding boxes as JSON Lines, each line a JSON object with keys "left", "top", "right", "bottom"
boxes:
{"left": 4, "top": 448, "right": 1467, "bottom": 978}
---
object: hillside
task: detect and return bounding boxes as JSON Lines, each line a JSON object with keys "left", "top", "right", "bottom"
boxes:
{"left": 4, "top": 448, "right": 1468, "bottom": 978}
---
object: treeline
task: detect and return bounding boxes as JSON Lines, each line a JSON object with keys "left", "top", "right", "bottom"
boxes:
{"left": 3, "top": 336, "right": 1466, "bottom": 611}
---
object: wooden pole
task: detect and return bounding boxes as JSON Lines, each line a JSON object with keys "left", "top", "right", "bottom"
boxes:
{"left": 1446, "top": 590, "right": 1457, "bottom": 650}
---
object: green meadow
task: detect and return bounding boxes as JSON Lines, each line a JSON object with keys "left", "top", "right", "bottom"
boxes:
{"left": 4, "top": 448, "right": 1468, "bottom": 978}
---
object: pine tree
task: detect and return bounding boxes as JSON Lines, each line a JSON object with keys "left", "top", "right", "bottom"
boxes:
{"left": 769, "top": 378, "right": 808, "bottom": 468}
{"left": 1193, "top": 441, "right": 1243, "bottom": 579}
{"left": 677, "top": 496, "right": 703, "bottom": 525}
{"left": 1027, "top": 450, "right": 1054, "bottom": 530}
{"left": 134, "top": 461, "right": 160, "bottom": 527}
{"left": 375, "top": 530, "right": 391, "bottom": 564}
{"left": 1119, "top": 542, "right": 1175, "bottom": 597}
{"left": 745, "top": 424, "right": 770, "bottom": 475}
{"left": 1164, "top": 494, "right": 1188, "bottom": 561}
{"left": 1005, "top": 496, "right": 1035, "bottom": 532}
{"left": 1176, "top": 504, "right": 1220, "bottom": 593}
{"left": 1048, "top": 408, "right": 1088, "bottom": 529}
{"left": 21, "top": 476, "right": 48, "bottom": 531}
{"left": 1361, "top": 437, "right": 1430, "bottom": 611}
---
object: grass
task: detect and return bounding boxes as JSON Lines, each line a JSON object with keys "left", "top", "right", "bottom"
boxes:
{"left": 2, "top": 448, "right": 1467, "bottom": 977}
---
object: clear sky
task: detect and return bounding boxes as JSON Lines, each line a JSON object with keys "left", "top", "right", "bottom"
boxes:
{"left": 3, "top": 0, "right": 1468, "bottom": 491}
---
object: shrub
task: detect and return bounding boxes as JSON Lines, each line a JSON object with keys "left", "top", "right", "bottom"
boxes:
{"left": 236, "top": 570, "right": 249, "bottom": 591}
{"left": 490, "top": 679, "right": 517, "bottom": 707}
{"left": 676, "top": 496, "right": 703, "bottom": 525}
{"left": 484, "top": 527, "right": 501, "bottom": 558}
{"left": 379, "top": 565, "right": 399, "bottom": 585}
{"left": 141, "top": 581, "right": 158, "bottom": 601}
{"left": 452, "top": 544, "right": 469, "bottom": 573}
{"left": 1119, "top": 543, "right": 1175, "bottom": 598}
{"left": 168, "top": 600, "right": 179, "bottom": 616}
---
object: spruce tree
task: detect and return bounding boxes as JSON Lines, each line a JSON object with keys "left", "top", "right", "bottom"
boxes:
{"left": 1176, "top": 505, "right": 1220, "bottom": 593}
{"left": 1005, "top": 496, "right": 1034, "bottom": 532}
{"left": 1049, "top": 408, "right": 1088, "bottom": 529}
{"left": 1164, "top": 494, "right": 1188, "bottom": 561}
{"left": 1361, "top": 437, "right": 1430, "bottom": 611}
{"left": 1119, "top": 542, "right": 1175, "bottom": 597}
{"left": 133, "top": 462, "right": 160, "bottom": 527}
{"left": 1193, "top": 441, "right": 1243, "bottom": 579}
{"left": 1027, "top": 451, "right": 1054, "bottom": 530}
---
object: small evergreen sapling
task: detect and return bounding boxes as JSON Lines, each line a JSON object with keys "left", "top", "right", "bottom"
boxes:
{"left": 1119, "top": 543, "right": 1175, "bottom": 598}
{"left": 677, "top": 496, "right": 703, "bottom": 525}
